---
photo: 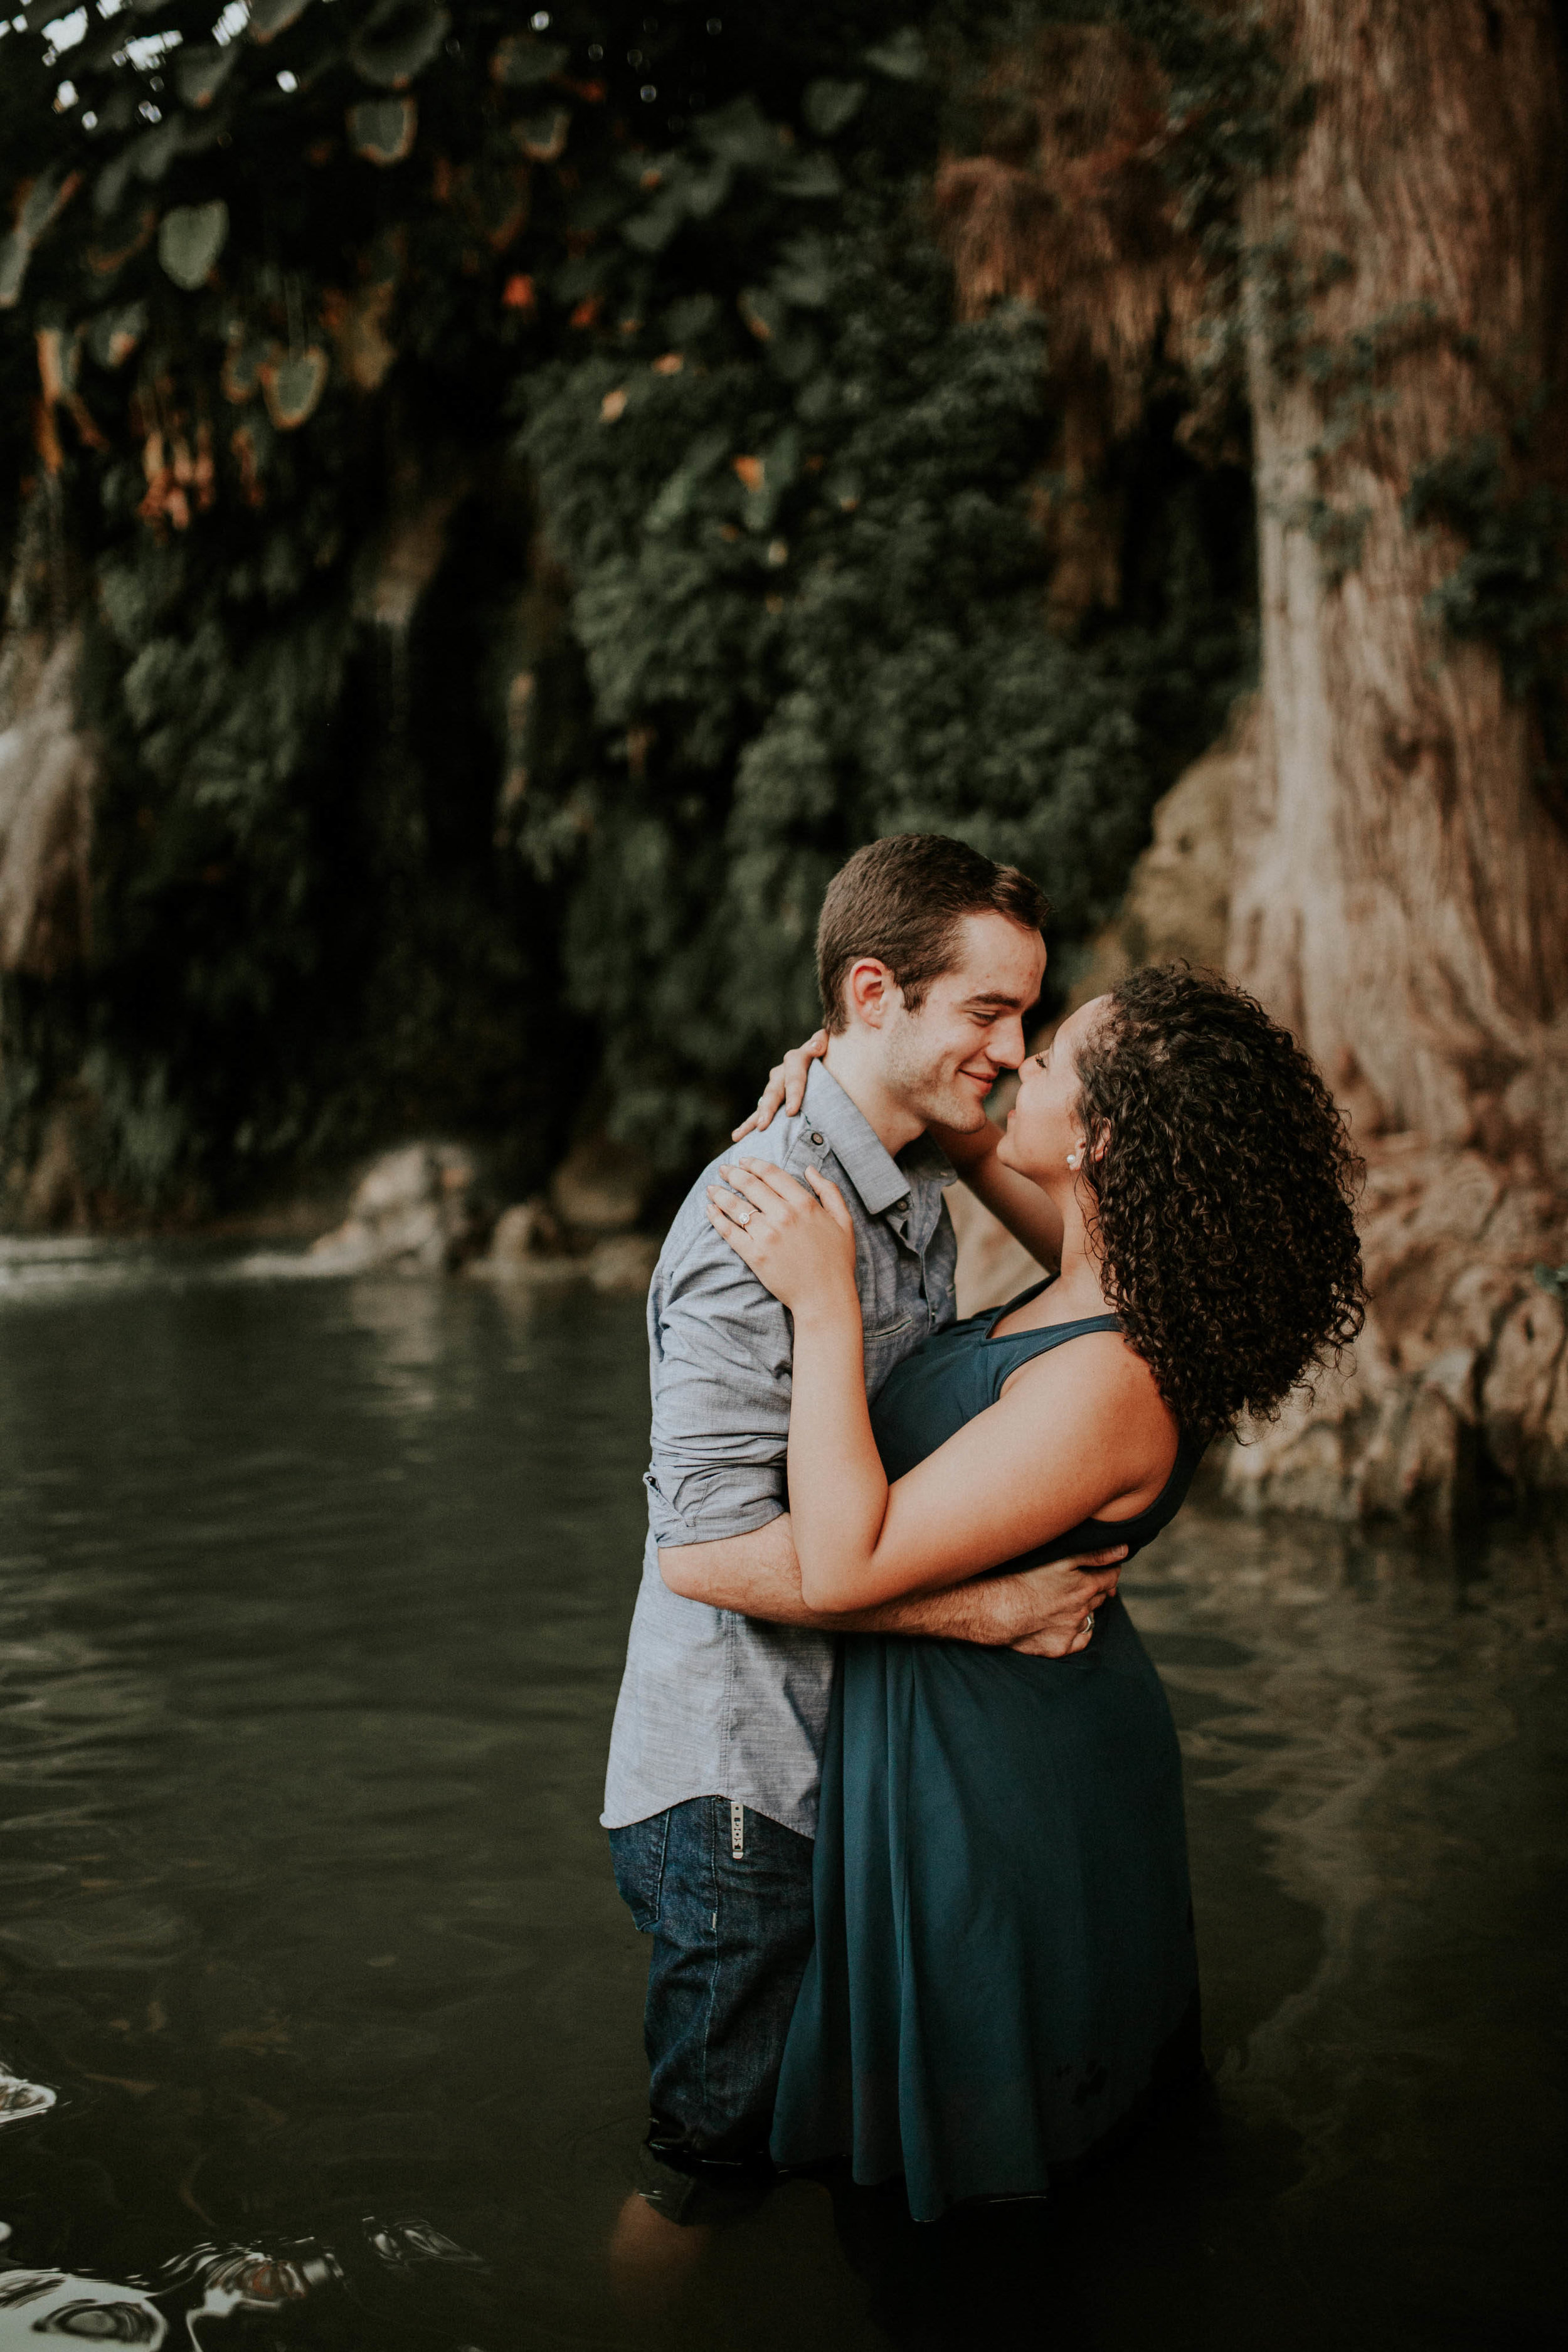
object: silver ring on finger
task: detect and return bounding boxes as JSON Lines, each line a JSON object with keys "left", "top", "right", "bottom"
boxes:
{"left": 1080, "top": 1613, "right": 1095, "bottom": 1637}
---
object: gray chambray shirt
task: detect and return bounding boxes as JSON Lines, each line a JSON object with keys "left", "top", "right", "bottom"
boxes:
{"left": 601, "top": 1061, "right": 958, "bottom": 1838}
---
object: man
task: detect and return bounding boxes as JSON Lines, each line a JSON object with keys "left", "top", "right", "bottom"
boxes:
{"left": 603, "top": 834, "right": 1125, "bottom": 2242}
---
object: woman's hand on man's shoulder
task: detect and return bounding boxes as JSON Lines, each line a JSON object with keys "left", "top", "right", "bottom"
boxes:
{"left": 731, "top": 1031, "right": 829, "bottom": 1140}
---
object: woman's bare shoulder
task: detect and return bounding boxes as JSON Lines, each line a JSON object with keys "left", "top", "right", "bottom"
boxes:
{"left": 999, "top": 1328, "right": 1177, "bottom": 1476}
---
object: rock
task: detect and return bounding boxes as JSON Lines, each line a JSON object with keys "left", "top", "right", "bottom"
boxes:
{"left": 467, "top": 1195, "right": 583, "bottom": 1283}
{"left": 309, "top": 1142, "right": 487, "bottom": 1273}
{"left": 1483, "top": 1290, "right": 1567, "bottom": 1486}
{"left": 1065, "top": 699, "right": 1252, "bottom": 1010}
{"left": 588, "top": 1233, "right": 659, "bottom": 1294}
{"left": 1216, "top": 1142, "right": 1568, "bottom": 1520}
{"left": 487, "top": 1198, "right": 563, "bottom": 1263}
{"left": 467, "top": 1224, "right": 656, "bottom": 1293}
{"left": 15, "top": 1097, "right": 91, "bottom": 1232}
{"left": 0, "top": 627, "right": 97, "bottom": 981}
{"left": 549, "top": 1136, "right": 651, "bottom": 1237}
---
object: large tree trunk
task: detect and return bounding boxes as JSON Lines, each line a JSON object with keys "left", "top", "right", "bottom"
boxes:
{"left": 1234, "top": 0, "right": 1568, "bottom": 1182}
{"left": 941, "top": 1, "right": 1568, "bottom": 1513}
{"left": 1217, "top": 0, "right": 1568, "bottom": 1515}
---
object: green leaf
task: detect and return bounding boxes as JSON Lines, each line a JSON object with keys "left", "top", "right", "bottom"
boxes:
{"left": 262, "top": 345, "right": 329, "bottom": 430}
{"left": 158, "top": 199, "right": 229, "bottom": 291}
{"left": 349, "top": 0, "right": 450, "bottom": 89}
{"left": 348, "top": 96, "right": 418, "bottom": 164}
{"left": 492, "top": 33, "right": 568, "bottom": 86}
{"left": 695, "top": 97, "right": 782, "bottom": 171}
{"left": 865, "top": 28, "right": 926, "bottom": 80}
{"left": 249, "top": 0, "right": 315, "bottom": 40}
{"left": 623, "top": 190, "right": 686, "bottom": 254}
{"left": 176, "top": 45, "right": 241, "bottom": 109}
{"left": 802, "top": 78, "right": 865, "bottom": 137}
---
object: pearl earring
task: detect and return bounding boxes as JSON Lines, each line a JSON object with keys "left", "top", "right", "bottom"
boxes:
{"left": 1066, "top": 1150, "right": 1081, "bottom": 1169}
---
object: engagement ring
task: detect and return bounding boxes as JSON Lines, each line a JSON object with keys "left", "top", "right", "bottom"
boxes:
{"left": 734, "top": 1209, "right": 752, "bottom": 1228}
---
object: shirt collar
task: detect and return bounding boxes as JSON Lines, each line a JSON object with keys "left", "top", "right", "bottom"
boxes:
{"left": 803, "top": 1062, "right": 955, "bottom": 1217}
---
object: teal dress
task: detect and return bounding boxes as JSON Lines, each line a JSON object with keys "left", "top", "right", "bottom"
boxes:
{"left": 770, "top": 1280, "right": 1204, "bottom": 2222}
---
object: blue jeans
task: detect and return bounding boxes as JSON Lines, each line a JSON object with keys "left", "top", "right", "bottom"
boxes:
{"left": 609, "top": 1796, "right": 816, "bottom": 2221}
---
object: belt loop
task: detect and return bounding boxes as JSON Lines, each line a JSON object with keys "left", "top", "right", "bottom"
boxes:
{"left": 729, "top": 1799, "right": 745, "bottom": 1859}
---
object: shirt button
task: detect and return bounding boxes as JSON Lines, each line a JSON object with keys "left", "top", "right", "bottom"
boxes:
{"left": 893, "top": 1197, "right": 909, "bottom": 1212}
{"left": 810, "top": 1132, "right": 824, "bottom": 1147}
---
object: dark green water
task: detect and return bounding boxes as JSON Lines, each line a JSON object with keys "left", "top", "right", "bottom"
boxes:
{"left": 0, "top": 1244, "right": 1560, "bottom": 2349}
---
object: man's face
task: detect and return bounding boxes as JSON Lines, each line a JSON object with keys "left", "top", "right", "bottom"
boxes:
{"left": 876, "top": 913, "right": 1047, "bottom": 1132}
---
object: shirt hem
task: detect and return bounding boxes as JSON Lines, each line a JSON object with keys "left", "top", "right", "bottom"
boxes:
{"left": 600, "top": 1789, "right": 818, "bottom": 1839}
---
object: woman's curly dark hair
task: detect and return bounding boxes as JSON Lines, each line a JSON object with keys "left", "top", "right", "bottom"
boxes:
{"left": 1073, "top": 964, "right": 1366, "bottom": 1445}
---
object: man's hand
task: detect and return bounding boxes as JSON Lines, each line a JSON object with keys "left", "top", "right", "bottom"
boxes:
{"left": 731, "top": 1030, "right": 828, "bottom": 1140}
{"left": 1004, "top": 1556, "right": 1123, "bottom": 1655}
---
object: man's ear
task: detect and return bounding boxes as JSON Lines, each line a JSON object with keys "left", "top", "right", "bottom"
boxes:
{"left": 843, "top": 956, "right": 899, "bottom": 1029}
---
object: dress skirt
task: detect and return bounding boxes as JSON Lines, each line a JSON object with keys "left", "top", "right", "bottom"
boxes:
{"left": 769, "top": 1595, "right": 1200, "bottom": 2222}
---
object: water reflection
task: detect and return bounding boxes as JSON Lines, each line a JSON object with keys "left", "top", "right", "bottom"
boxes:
{"left": 0, "top": 1256, "right": 1559, "bottom": 2350}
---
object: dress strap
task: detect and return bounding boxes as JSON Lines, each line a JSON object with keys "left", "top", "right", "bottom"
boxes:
{"left": 982, "top": 1311, "right": 1123, "bottom": 1406}
{"left": 986, "top": 1312, "right": 1123, "bottom": 1355}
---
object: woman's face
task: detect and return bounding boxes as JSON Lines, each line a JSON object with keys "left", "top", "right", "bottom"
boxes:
{"left": 996, "top": 995, "right": 1108, "bottom": 1183}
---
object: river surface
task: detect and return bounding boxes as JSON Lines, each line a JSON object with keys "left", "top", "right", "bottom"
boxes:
{"left": 0, "top": 1241, "right": 1560, "bottom": 2349}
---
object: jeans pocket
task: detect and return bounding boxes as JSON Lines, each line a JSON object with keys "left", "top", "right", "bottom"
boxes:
{"left": 608, "top": 1810, "right": 671, "bottom": 1934}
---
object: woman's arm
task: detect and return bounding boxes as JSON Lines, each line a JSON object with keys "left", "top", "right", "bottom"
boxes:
{"left": 731, "top": 1032, "right": 1064, "bottom": 1271}
{"left": 709, "top": 1162, "right": 1173, "bottom": 1615}
{"left": 658, "top": 1515, "right": 1125, "bottom": 1652}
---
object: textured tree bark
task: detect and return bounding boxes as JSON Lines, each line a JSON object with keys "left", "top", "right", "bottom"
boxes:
{"left": 939, "top": 1, "right": 1568, "bottom": 1511}
{"left": 1233, "top": 0, "right": 1568, "bottom": 1182}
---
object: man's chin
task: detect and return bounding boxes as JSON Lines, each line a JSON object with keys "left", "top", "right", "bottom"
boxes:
{"left": 918, "top": 1092, "right": 990, "bottom": 1135}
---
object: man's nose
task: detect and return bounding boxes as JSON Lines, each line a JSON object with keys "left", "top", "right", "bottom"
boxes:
{"left": 990, "top": 1015, "right": 1027, "bottom": 1069}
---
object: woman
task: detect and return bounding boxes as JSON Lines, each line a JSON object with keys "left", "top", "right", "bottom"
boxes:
{"left": 707, "top": 965, "right": 1365, "bottom": 2222}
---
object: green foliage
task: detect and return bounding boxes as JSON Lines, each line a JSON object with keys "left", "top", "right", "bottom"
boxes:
{"left": 522, "top": 215, "right": 1251, "bottom": 1161}
{"left": 0, "top": 0, "right": 1261, "bottom": 1205}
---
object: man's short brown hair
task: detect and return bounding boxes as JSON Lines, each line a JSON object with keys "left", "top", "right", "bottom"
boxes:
{"left": 815, "top": 834, "right": 1049, "bottom": 1033}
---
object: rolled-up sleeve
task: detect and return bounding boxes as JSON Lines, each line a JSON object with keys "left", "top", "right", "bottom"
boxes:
{"left": 645, "top": 1205, "right": 793, "bottom": 1548}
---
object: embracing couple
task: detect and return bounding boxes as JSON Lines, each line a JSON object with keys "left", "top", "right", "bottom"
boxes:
{"left": 603, "top": 834, "right": 1363, "bottom": 2239}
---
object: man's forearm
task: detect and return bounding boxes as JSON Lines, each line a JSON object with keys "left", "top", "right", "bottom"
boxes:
{"left": 659, "top": 1517, "right": 1029, "bottom": 1645}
